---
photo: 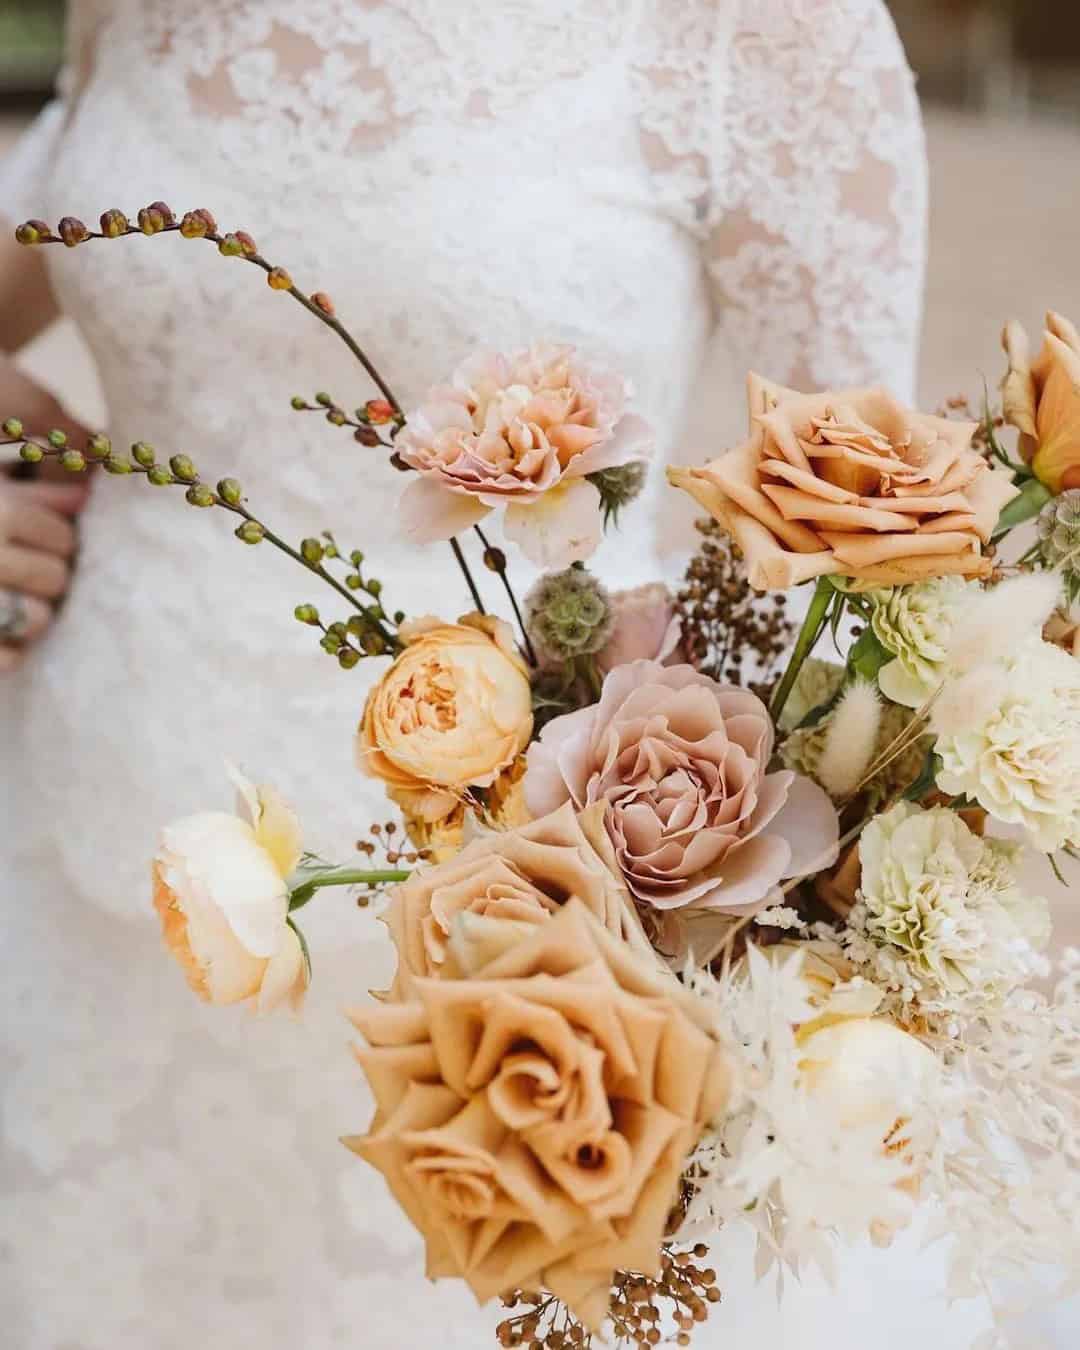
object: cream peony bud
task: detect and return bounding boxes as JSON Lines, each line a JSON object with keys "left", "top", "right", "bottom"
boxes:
{"left": 152, "top": 767, "right": 307, "bottom": 1012}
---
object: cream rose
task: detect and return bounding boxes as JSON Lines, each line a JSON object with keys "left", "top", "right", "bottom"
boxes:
{"left": 152, "top": 768, "right": 307, "bottom": 1012}
{"left": 1002, "top": 310, "right": 1080, "bottom": 493}
{"left": 668, "top": 374, "right": 1018, "bottom": 589}
{"left": 357, "top": 613, "right": 533, "bottom": 821}
{"left": 346, "top": 900, "right": 730, "bottom": 1331}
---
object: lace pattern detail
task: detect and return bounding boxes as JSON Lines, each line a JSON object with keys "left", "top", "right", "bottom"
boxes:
{"left": 0, "top": 3, "right": 935, "bottom": 1347}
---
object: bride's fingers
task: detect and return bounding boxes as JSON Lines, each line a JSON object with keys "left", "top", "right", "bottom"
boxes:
{"left": 0, "top": 543, "right": 69, "bottom": 599}
{"left": 11, "top": 480, "right": 91, "bottom": 517}
{"left": 0, "top": 595, "right": 51, "bottom": 671}
{"left": 7, "top": 501, "right": 79, "bottom": 557}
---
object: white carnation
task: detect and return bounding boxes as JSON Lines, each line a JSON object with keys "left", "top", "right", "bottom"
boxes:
{"left": 870, "top": 576, "right": 974, "bottom": 708}
{"left": 849, "top": 801, "right": 1050, "bottom": 1013}
{"left": 933, "top": 637, "right": 1080, "bottom": 852}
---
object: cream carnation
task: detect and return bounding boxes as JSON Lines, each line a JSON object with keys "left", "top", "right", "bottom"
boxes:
{"left": 397, "top": 344, "right": 654, "bottom": 569}
{"left": 870, "top": 576, "right": 974, "bottom": 708}
{"left": 849, "top": 802, "right": 1050, "bottom": 1012}
{"left": 934, "top": 637, "right": 1080, "bottom": 852}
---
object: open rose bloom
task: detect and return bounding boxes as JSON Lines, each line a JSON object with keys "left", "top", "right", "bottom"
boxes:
{"left": 346, "top": 900, "right": 730, "bottom": 1330}
{"left": 669, "top": 375, "right": 1018, "bottom": 589}
{"left": 397, "top": 344, "right": 654, "bottom": 568}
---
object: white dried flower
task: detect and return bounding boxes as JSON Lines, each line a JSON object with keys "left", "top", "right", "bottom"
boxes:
{"left": 933, "top": 636, "right": 1080, "bottom": 852}
{"left": 848, "top": 802, "right": 1050, "bottom": 1014}
{"left": 815, "top": 680, "right": 881, "bottom": 798}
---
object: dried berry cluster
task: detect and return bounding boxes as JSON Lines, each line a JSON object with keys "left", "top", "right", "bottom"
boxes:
{"left": 352, "top": 820, "right": 427, "bottom": 904}
{"left": 496, "top": 1247, "right": 721, "bottom": 1350}
{"left": 677, "top": 518, "right": 793, "bottom": 697}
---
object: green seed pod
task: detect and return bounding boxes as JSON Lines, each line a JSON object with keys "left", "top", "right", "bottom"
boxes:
{"left": 3, "top": 417, "right": 24, "bottom": 438}
{"left": 346, "top": 616, "right": 367, "bottom": 637}
{"left": 349, "top": 550, "right": 364, "bottom": 567}
{"left": 338, "top": 646, "right": 361, "bottom": 670}
{"left": 185, "top": 484, "right": 215, "bottom": 508}
{"left": 147, "top": 466, "right": 174, "bottom": 486}
{"left": 59, "top": 449, "right": 87, "bottom": 473}
{"left": 217, "top": 477, "right": 243, "bottom": 506}
{"left": 366, "top": 578, "right": 382, "bottom": 597}
{"left": 346, "top": 574, "right": 362, "bottom": 590}
{"left": 47, "top": 428, "right": 68, "bottom": 448}
{"left": 87, "top": 433, "right": 112, "bottom": 458}
{"left": 294, "top": 604, "right": 320, "bottom": 626}
{"left": 524, "top": 566, "right": 614, "bottom": 665}
{"left": 290, "top": 396, "right": 307, "bottom": 410}
{"left": 234, "top": 520, "right": 264, "bottom": 545}
{"left": 169, "top": 454, "right": 197, "bottom": 482}
{"left": 132, "top": 441, "right": 156, "bottom": 467}
{"left": 300, "top": 537, "right": 325, "bottom": 565}
{"left": 327, "top": 409, "right": 346, "bottom": 426}
{"left": 320, "top": 632, "right": 343, "bottom": 654}
{"left": 217, "top": 233, "right": 245, "bottom": 257}
{"left": 103, "top": 456, "right": 134, "bottom": 475}
{"left": 327, "top": 622, "right": 347, "bottom": 640}
{"left": 315, "top": 392, "right": 333, "bottom": 407}
{"left": 19, "top": 442, "right": 44, "bottom": 464}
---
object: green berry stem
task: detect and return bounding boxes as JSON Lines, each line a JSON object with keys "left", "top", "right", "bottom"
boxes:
{"left": 475, "top": 523, "right": 536, "bottom": 666}
{"left": 287, "top": 866, "right": 412, "bottom": 912}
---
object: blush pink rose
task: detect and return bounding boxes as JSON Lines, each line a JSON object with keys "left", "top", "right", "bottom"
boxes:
{"left": 524, "top": 662, "right": 838, "bottom": 915}
{"left": 597, "top": 583, "right": 682, "bottom": 675}
{"left": 396, "top": 344, "right": 654, "bottom": 569}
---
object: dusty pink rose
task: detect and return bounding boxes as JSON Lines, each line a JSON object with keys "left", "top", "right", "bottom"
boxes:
{"left": 597, "top": 584, "right": 682, "bottom": 675}
{"left": 397, "top": 344, "right": 654, "bottom": 569}
{"left": 524, "top": 662, "right": 838, "bottom": 916}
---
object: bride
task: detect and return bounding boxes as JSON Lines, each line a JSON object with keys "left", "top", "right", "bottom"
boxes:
{"left": 0, "top": 2, "right": 994, "bottom": 1346}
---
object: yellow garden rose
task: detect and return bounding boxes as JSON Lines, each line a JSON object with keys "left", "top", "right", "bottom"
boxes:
{"left": 152, "top": 768, "right": 308, "bottom": 1013}
{"left": 1002, "top": 310, "right": 1080, "bottom": 493}
{"left": 357, "top": 613, "right": 533, "bottom": 821}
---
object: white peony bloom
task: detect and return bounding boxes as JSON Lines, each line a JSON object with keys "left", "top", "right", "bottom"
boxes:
{"left": 871, "top": 576, "right": 975, "bottom": 708}
{"left": 152, "top": 766, "right": 307, "bottom": 1012}
{"left": 933, "top": 637, "right": 1080, "bottom": 852}
{"left": 849, "top": 802, "right": 1050, "bottom": 1012}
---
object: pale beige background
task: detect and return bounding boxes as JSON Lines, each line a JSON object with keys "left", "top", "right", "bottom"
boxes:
{"left": 3, "top": 105, "right": 1079, "bottom": 948}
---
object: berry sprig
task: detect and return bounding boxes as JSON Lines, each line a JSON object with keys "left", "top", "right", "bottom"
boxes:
{"left": 0, "top": 419, "right": 401, "bottom": 666}
{"left": 289, "top": 392, "right": 403, "bottom": 448}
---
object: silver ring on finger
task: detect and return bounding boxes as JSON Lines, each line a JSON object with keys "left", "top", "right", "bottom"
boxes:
{"left": 0, "top": 588, "right": 30, "bottom": 643}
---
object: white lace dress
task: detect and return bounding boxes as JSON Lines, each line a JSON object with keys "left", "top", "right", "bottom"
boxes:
{"left": 1, "top": 3, "right": 992, "bottom": 1347}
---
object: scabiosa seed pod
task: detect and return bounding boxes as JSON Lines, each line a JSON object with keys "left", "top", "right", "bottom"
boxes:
{"left": 1038, "top": 488, "right": 1080, "bottom": 602}
{"left": 587, "top": 460, "right": 647, "bottom": 526}
{"left": 524, "top": 566, "right": 614, "bottom": 666}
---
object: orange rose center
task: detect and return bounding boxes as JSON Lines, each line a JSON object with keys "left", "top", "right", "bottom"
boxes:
{"left": 396, "top": 658, "right": 459, "bottom": 734}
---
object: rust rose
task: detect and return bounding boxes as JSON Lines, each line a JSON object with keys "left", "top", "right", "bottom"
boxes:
{"left": 345, "top": 901, "right": 730, "bottom": 1330}
{"left": 668, "top": 374, "right": 1018, "bottom": 589}
{"left": 384, "top": 801, "right": 650, "bottom": 996}
{"left": 1002, "top": 310, "right": 1080, "bottom": 493}
{"left": 356, "top": 613, "right": 533, "bottom": 822}
{"left": 523, "top": 661, "right": 838, "bottom": 919}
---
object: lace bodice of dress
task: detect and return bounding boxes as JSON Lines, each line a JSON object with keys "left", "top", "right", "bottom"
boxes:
{"left": 0, "top": 9, "right": 940, "bottom": 1348}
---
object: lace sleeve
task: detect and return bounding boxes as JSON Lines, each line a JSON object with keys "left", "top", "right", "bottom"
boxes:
{"left": 707, "top": 0, "right": 927, "bottom": 403}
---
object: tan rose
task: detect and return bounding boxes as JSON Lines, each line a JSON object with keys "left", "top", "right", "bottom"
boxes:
{"left": 668, "top": 374, "right": 1018, "bottom": 589}
{"left": 357, "top": 613, "right": 533, "bottom": 821}
{"left": 1002, "top": 311, "right": 1080, "bottom": 492}
{"left": 345, "top": 901, "right": 731, "bottom": 1330}
{"left": 384, "top": 802, "right": 651, "bottom": 996}
{"left": 152, "top": 768, "right": 308, "bottom": 1013}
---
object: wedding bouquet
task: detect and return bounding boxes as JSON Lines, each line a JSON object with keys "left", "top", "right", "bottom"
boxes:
{"left": 8, "top": 205, "right": 1080, "bottom": 1348}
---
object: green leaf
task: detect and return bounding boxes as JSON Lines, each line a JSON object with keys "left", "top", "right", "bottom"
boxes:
{"left": 847, "top": 626, "right": 891, "bottom": 684}
{"left": 993, "top": 477, "right": 1052, "bottom": 541}
{"left": 287, "top": 916, "right": 312, "bottom": 979}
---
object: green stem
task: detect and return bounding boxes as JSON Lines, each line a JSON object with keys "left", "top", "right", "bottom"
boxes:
{"left": 769, "top": 577, "right": 835, "bottom": 724}
{"left": 288, "top": 866, "right": 411, "bottom": 911}
{"left": 450, "top": 535, "right": 486, "bottom": 614}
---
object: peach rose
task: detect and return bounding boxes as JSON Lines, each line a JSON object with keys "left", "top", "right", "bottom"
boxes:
{"left": 397, "top": 344, "right": 654, "bottom": 569}
{"left": 345, "top": 901, "right": 730, "bottom": 1330}
{"left": 152, "top": 768, "right": 307, "bottom": 1012}
{"left": 357, "top": 613, "right": 533, "bottom": 822}
{"left": 668, "top": 374, "right": 1018, "bottom": 589}
{"left": 383, "top": 802, "right": 651, "bottom": 995}
{"left": 1002, "top": 311, "right": 1080, "bottom": 493}
{"left": 524, "top": 661, "right": 838, "bottom": 919}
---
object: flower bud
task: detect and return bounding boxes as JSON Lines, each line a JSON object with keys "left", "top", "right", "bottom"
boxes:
{"left": 364, "top": 399, "right": 396, "bottom": 425}
{"left": 346, "top": 615, "right": 367, "bottom": 638}
{"left": 15, "top": 219, "right": 51, "bottom": 245}
{"left": 168, "top": 453, "right": 197, "bottom": 482}
{"left": 103, "top": 456, "right": 133, "bottom": 475}
{"left": 338, "top": 646, "right": 361, "bottom": 670}
{"left": 137, "top": 201, "right": 174, "bottom": 234}
{"left": 327, "top": 622, "right": 347, "bottom": 640}
{"left": 132, "top": 441, "right": 156, "bottom": 467}
{"left": 327, "top": 408, "right": 346, "bottom": 426}
{"left": 99, "top": 209, "right": 129, "bottom": 238}
{"left": 389, "top": 450, "right": 411, "bottom": 472}
{"left": 2, "top": 417, "right": 23, "bottom": 438}
{"left": 365, "top": 578, "right": 382, "bottom": 597}
{"left": 59, "top": 449, "right": 87, "bottom": 473}
{"left": 320, "top": 632, "right": 343, "bottom": 654}
{"left": 234, "top": 520, "right": 264, "bottom": 545}
{"left": 345, "top": 574, "right": 361, "bottom": 590}
{"left": 482, "top": 546, "right": 507, "bottom": 573}
{"left": 290, "top": 396, "right": 308, "bottom": 410}
{"left": 267, "top": 267, "right": 293, "bottom": 291}
{"left": 360, "top": 633, "right": 386, "bottom": 656}
{"left": 147, "top": 466, "right": 174, "bottom": 486}
{"left": 234, "top": 231, "right": 258, "bottom": 256}
{"left": 217, "top": 233, "right": 245, "bottom": 257}
{"left": 87, "top": 433, "right": 111, "bottom": 458}
{"left": 185, "top": 484, "right": 215, "bottom": 508}
{"left": 58, "top": 216, "right": 89, "bottom": 248}
{"left": 300, "top": 537, "right": 325, "bottom": 565}
{"left": 294, "top": 604, "right": 320, "bottom": 626}
{"left": 349, "top": 550, "right": 364, "bottom": 567}
{"left": 312, "top": 291, "right": 335, "bottom": 316}
{"left": 314, "top": 392, "right": 332, "bottom": 407}
{"left": 179, "top": 209, "right": 216, "bottom": 239}
{"left": 217, "top": 477, "right": 243, "bottom": 505}
{"left": 19, "top": 442, "right": 43, "bottom": 464}
{"left": 354, "top": 425, "right": 382, "bottom": 447}
{"left": 47, "top": 428, "right": 67, "bottom": 448}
